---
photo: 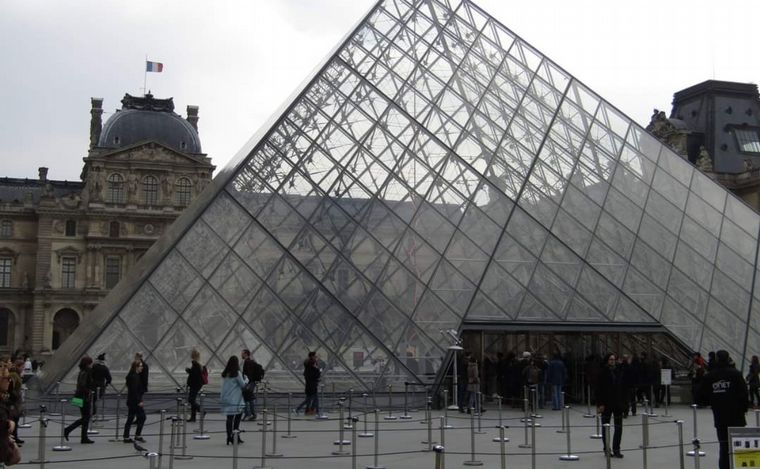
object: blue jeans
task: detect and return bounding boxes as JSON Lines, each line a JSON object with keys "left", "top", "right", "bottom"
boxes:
{"left": 551, "top": 385, "right": 563, "bottom": 410}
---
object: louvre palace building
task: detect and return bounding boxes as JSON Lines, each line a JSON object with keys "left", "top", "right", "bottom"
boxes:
{"left": 4, "top": 0, "right": 760, "bottom": 396}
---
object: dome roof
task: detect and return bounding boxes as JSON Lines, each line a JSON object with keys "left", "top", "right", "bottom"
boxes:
{"left": 98, "top": 94, "right": 202, "bottom": 154}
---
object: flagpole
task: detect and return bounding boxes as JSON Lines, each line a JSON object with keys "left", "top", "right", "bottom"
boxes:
{"left": 143, "top": 55, "right": 147, "bottom": 96}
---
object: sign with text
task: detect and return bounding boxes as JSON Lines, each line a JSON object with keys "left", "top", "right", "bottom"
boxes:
{"left": 660, "top": 369, "right": 672, "bottom": 386}
{"left": 729, "top": 427, "right": 760, "bottom": 468}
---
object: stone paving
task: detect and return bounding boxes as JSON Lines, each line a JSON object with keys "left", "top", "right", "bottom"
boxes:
{"left": 13, "top": 397, "right": 737, "bottom": 469}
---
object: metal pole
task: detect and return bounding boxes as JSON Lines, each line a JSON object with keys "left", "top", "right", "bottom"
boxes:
{"left": 360, "top": 393, "right": 373, "bottom": 438}
{"left": 493, "top": 395, "right": 508, "bottom": 442}
{"left": 642, "top": 413, "right": 649, "bottom": 469}
{"left": 499, "top": 426, "right": 507, "bottom": 469}
{"left": 268, "top": 404, "right": 283, "bottom": 457}
{"left": 18, "top": 387, "right": 31, "bottom": 428}
{"left": 530, "top": 386, "right": 541, "bottom": 419}
{"left": 451, "top": 351, "right": 459, "bottom": 410}
{"left": 99, "top": 385, "right": 106, "bottom": 423}
{"left": 692, "top": 438, "right": 701, "bottom": 469}
{"left": 584, "top": 385, "right": 594, "bottom": 418}
{"left": 333, "top": 400, "right": 350, "bottom": 453}
{"left": 439, "top": 416, "right": 446, "bottom": 469}
{"left": 351, "top": 417, "right": 359, "bottom": 469}
{"left": 422, "top": 397, "right": 435, "bottom": 448}
{"left": 463, "top": 409, "right": 483, "bottom": 466}
{"left": 401, "top": 383, "right": 411, "bottom": 419}
{"left": 168, "top": 418, "right": 176, "bottom": 469}
{"left": 664, "top": 385, "right": 671, "bottom": 417}
{"left": 284, "top": 393, "right": 297, "bottom": 439}
{"left": 31, "top": 414, "right": 48, "bottom": 466}
{"left": 254, "top": 409, "right": 272, "bottom": 469}
{"left": 384, "top": 384, "right": 397, "bottom": 420}
{"left": 443, "top": 389, "right": 452, "bottom": 428}
{"left": 232, "top": 429, "right": 239, "bottom": 469}
{"left": 686, "top": 404, "right": 706, "bottom": 457}
{"left": 109, "top": 392, "right": 121, "bottom": 442}
{"left": 557, "top": 392, "right": 567, "bottom": 434}
{"left": 676, "top": 420, "right": 685, "bottom": 469}
{"left": 158, "top": 410, "right": 166, "bottom": 469}
{"left": 148, "top": 451, "right": 159, "bottom": 469}
{"left": 175, "top": 403, "right": 193, "bottom": 460}
{"left": 590, "top": 412, "right": 602, "bottom": 439}
{"left": 348, "top": 388, "right": 354, "bottom": 423}
{"left": 475, "top": 392, "right": 486, "bottom": 434}
{"left": 434, "top": 445, "right": 445, "bottom": 469}
{"left": 366, "top": 410, "right": 385, "bottom": 469}
{"left": 317, "top": 384, "right": 328, "bottom": 419}
{"left": 530, "top": 413, "right": 537, "bottom": 469}
{"left": 194, "top": 393, "right": 209, "bottom": 440}
{"left": 518, "top": 398, "right": 531, "bottom": 448}
{"left": 559, "top": 406, "right": 578, "bottom": 461}
{"left": 50, "top": 381, "right": 61, "bottom": 416}
{"left": 53, "top": 399, "right": 71, "bottom": 451}
{"left": 756, "top": 408, "right": 760, "bottom": 427}
{"left": 603, "top": 423, "right": 611, "bottom": 469}
{"left": 87, "top": 393, "right": 99, "bottom": 435}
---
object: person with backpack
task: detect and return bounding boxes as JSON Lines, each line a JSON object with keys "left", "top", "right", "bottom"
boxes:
{"left": 91, "top": 353, "right": 112, "bottom": 417}
{"left": 185, "top": 349, "right": 204, "bottom": 423}
{"left": 241, "top": 349, "right": 264, "bottom": 421}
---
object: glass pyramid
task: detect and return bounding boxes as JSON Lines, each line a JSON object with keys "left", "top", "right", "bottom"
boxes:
{"left": 47, "top": 0, "right": 760, "bottom": 392}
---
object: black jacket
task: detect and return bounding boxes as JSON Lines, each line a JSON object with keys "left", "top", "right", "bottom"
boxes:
{"left": 595, "top": 364, "right": 628, "bottom": 411}
{"left": 186, "top": 361, "right": 203, "bottom": 390}
{"left": 139, "top": 361, "right": 149, "bottom": 393}
{"left": 91, "top": 362, "right": 112, "bottom": 389}
{"left": 126, "top": 371, "right": 144, "bottom": 408}
{"left": 303, "top": 359, "right": 321, "bottom": 395}
{"left": 697, "top": 363, "right": 748, "bottom": 428}
{"left": 75, "top": 368, "right": 94, "bottom": 401}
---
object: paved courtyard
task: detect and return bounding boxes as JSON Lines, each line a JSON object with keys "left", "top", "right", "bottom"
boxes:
{"left": 11, "top": 394, "right": 739, "bottom": 469}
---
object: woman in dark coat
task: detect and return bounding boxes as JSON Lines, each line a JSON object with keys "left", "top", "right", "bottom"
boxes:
{"left": 294, "top": 352, "right": 321, "bottom": 415}
{"left": 596, "top": 353, "right": 628, "bottom": 458}
{"left": 123, "top": 360, "right": 146, "bottom": 442}
{"left": 185, "top": 349, "right": 203, "bottom": 422}
{"left": 64, "top": 356, "right": 95, "bottom": 444}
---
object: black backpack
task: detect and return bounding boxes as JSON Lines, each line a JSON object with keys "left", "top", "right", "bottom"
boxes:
{"left": 252, "top": 362, "right": 265, "bottom": 382}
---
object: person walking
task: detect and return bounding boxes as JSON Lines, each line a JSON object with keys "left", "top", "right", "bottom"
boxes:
{"left": 698, "top": 350, "right": 748, "bottom": 469}
{"left": 466, "top": 355, "right": 480, "bottom": 413}
{"left": 185, "top": 349, "right": 203, "bottom": 423}
{"left": 134, "top": 352, "right": 149, "bottom": 394}
{"left": 295, "top": 352, "right": 321, "bottom": 415}
{"left": 596, "top": 353, "right": 627, "bottom": 458}
{"left": 545, "top": 353, "right": 568, "bottom": 410}
{"left": 91, "top": 353, "right": 112, "bottom": 417}
{"left": 241, "top": 349, "right": 264, "bottom": 421}
{"left": 64, "top": 356, "right": 95, "bottom": 444}
{"left": 748, "top": 355, "right": 760, "bottom": 408}
{"left": 220, "top": 356, "right": 247, "bottom": 445}
{"left": 123, "top": 360, "right": 146, "bottom": 443}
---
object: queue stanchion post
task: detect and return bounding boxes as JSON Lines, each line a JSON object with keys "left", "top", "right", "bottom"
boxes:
{"left": 603, "top": 423, "right": 611, "bottom": 469}
{"left": 366, "top": 409, "right": 385, "bottom": 469}
{"left": 421, "top": 396, "right": 435, "bottom": 449}
{"left": 499, "top": 426, "right": 507, "bottom": 469}
{"left": 439, "top": 416, "right": 446, "bottom": 469}
{"left": 686, "top": 404, "right": 706, "bottom": 457}
{"left": 359, "top": 393, "right": 373, "bottom": 438}
{"left": 18, "top": 387, "right": 31, "bottom": 428}
{"left": 87, "top": 392, "right": 99, "bottom": 435}
{"left": 175, "top": 403, "right": 193, "bottom": 460}
{"left": 317, "top": 384, "right": 328, "bottom": 420}
{"left": 231, "top": 429, "right": 240, "bottom": 469}
{"left": 557, "top": 391, "right": 567, "bottom": 433}
{"left": 583, "top": 385, "right": 594, "bottom": 418}
{"left": 193, "top": 392, "right": 209, "bottom": 440}
{"left": 52, "top": 399, "right": 71, "bottom": 452}
{"left": 475, "top": 391, "right": 486, "bottom": 434}
{"left": 333, "top": 399, "right": 350, "bottom": 453}
{"left": 148, "top": 451, "right": 159, "bottom": 469}
{"left": 350, "top": 417, "right": 359, "bottom": 469}
{"left": 158, "top": 410, "right": 166, "bottom": 469}
{"left": 347, "top": 388, "right": 354, "bottom": 426}
{"left": 443, "top": 389, "right": 452, "bottom": 428}
{"left": 663, "top": 384, "right": 671, "bottom": 417}
{"left": 253, "top": 409, "right": 272, "bottom": 469}
{"left": 434, "top": 445, "right": 445, "bottom": 469}
{"left": 384, "top": 384, "right": 397, "bottom": 420}
{"left": 283, "top": 393, "right": 297, "bottom": 439}
{"left": 493, "top": 395, "right": 509, "bottom": 442}
{"left": 559, "top": 405, "right": 579, "bottom": 461}
{"left": 463, "top": 408, "right": 483, "bottom": 466}
{"left": 691, "top": 437, "right": 702, "bottom": 469}
{"left": 641, "top": 413, "right": 650, "bottom": 469}
{"left": 30, "top": 412, "right": 49, "bottom": 466}
{"left": 530, "top": 386, "right": 541, "bottom": 420}
{"left": 676, "top": 419, "right": 685, "bottom": 469}
{"left": 518, "top": 398, "right": 531, "bottom": 449}
{"left": 109, "top": 391, "right": 122, "bottom": 442}
{"left": 590, "top": 412, "right": 602, "bottom": 439}
{"left": 400, "top": 383, "right": 412, "bottom": 420}
{"left": 267, "top": 404, "right": 283, "bottom": 458}
{"left": 168, "top": 417, "right": 176, "bottom": 469}
{"left": 530, "top": 412, "right": 537, "bottom": 469}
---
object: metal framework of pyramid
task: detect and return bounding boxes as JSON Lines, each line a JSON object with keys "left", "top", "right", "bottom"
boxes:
{"left": 45, "top": 0, "right": 760, "bottom": 392}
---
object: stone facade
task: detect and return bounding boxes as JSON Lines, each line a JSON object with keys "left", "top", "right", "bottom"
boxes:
{"left": 0, "top": 94, "right": 214, "bottom": 359}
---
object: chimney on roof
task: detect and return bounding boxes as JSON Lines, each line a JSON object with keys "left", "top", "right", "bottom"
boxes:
{"left": 186, "top": 105, "right": 199, "bottom": 131}
{"left": 38, "top": 167, "right": 48, "bottom": 181}
{"left": 90, "top": 98, "right": 104, "bottom": 149}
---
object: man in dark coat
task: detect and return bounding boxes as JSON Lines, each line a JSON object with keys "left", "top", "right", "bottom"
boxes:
{"left": 698, "top": 350, "right": 748, "bottom": 469}
{"left": 91, "top": 353, "right": 112, "bottom": 416}
{"left": 596, "top": 353, "right": 627, "bottom": 458}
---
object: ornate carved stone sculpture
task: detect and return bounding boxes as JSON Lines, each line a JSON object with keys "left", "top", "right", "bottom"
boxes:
{"left": 696, "top": 146, "right": 713, "bottom": 172}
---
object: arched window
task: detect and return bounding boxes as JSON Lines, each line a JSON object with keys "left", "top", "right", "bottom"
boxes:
{"left": 0, "top": 308, "right": 13, "bottom": 348}
{"left": 175, "top": 177, "right": 192, "bottom": 206}
{"left": 143, "top": 175, "right": 159, "bottom": 206}
{"left": 52, "top": 308, "right": 79, "bottom": 350}
{"left": 107, "top": 173, "right": 125, "bottom": 203}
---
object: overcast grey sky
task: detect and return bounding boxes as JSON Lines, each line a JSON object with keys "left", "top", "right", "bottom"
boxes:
{"left": 1, "top": 0, "right": 758, "bottom": 182}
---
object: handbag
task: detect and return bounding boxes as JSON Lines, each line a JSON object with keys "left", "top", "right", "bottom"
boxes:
{"left": 242, "top": 382, "right": 256, "bottom": 401}
{"left": 70, "top": 397, "right": 84, "bottom": 408}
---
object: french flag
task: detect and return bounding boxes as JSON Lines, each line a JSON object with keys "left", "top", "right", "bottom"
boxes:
{"left": 146, "top": 61, "right": 164, "bottom": 73}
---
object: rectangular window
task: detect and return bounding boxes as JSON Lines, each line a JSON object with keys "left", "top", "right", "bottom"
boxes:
{"left": 61, "top": 257, "right": 76, "bottom": 289}
{"left": 0, "top": 220, "right": 12, "bottom": 238}
{"left": 105, "top": 256, "right": 121, "bottom": 289}
{"left": 0, "top": 257, "right": 11, "bottom": 288}
{"left": 735, "top": 129, "right": 760, "bottom": 153}
{"left": 65, "top": 220, "right": 76, "bottom": 237}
